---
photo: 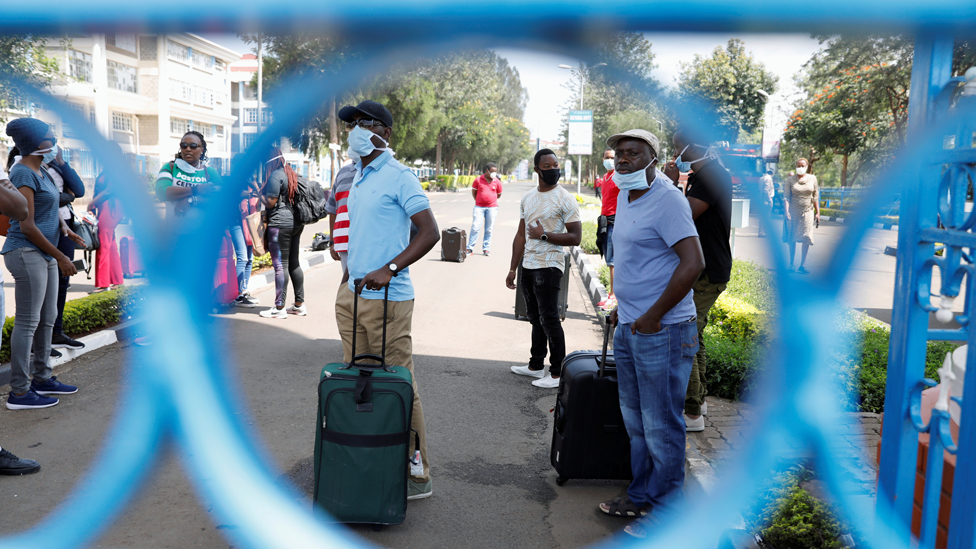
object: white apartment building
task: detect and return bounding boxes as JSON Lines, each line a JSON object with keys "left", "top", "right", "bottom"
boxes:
{"left": 9, "top": 33, "right": 240, "bottom": 186}
{"left": 228, "top": 54, "right": 326, "bottom": 183}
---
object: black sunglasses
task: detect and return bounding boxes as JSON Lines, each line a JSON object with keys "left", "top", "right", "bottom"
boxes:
{"left": 343, "top": 119, "right": 386, "bottom": 130}
{"left": 179, "top": 142, "right": 202, "bottom": 150}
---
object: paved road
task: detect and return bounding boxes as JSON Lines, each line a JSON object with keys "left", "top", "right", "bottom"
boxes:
{"left": 0, "top": 182, "right": 644, "bottom": 548}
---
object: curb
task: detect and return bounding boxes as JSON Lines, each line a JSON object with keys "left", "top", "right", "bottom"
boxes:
{"left": 0, "top": 317, "right": 144, "bottom": 387}
{"left": 570, "top": 247, "right": 608, "bottom": 309}
{"left": 821, "top": 215, "right": 899, "bottom": 231}
{"left": 0, "top": 251, "right": 335, "bottom": 388}
{"left": 245, "top": 251, "right": 332, "bottom": 292}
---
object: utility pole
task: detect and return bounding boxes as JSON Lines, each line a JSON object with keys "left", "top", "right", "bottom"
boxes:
{"left": 256, "top": 34, "right": 263, "bottom": 185}
{"left": 329, "top": 96, "right": 337, "bottom": 186}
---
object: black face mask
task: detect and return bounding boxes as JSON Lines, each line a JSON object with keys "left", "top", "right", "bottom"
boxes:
{"left": 539, "top": 168, "right": 561, "bottom": 186}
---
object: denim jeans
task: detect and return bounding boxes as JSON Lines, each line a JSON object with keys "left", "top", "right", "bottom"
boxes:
{"left": 228, "top": 223, "right": 254, "bottom": 294}
{"left": 5, "top": 247, "right": 58, "bottom": 394}
{"left": 467, "top": 206, "right": 498, "bottom": 252}
{"left": 521, "top": 267, "right": 566, "bottom": 377}
{"left": 54, "top": 228, "right": 75, "bottom": 335}
{"left": 615, "top": 318, "right": 698, "bottom": 508}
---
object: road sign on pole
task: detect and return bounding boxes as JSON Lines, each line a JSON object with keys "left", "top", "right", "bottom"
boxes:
{"left": 567, "top": 110, "right": 593, "bottom": 155}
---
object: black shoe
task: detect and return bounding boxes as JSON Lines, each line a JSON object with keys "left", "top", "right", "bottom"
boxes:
{"left": 0, "top": 448, "right": 41, "bottom": 475}
{"left": 50, "top": 349, "right": 62, "bottom": 359}
{"left": 52, "top": 333, "right": 85, "bottom": 350}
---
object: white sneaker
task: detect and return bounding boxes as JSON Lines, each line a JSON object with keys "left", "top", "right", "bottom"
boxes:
{"left": 531, "top": 375, "right": 560, "bottom": 389}
{"left": 286, "top": 303, "right": 307, "bottom": 316}
{"left": 701, "top": 402, "right": 708, "bottom": 415}
{"left": 511, "top": 365, "right": 545, "bottom": 378}
{"left": 684, "top": 414, "right": 705, "bottom": 432}
{"left": 259, "top": 307, "right": 287, "bottom": 319}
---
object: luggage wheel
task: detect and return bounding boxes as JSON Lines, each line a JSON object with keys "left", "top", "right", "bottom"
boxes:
{"left": 556, "top": 476, "right": 567, "bottom": 486}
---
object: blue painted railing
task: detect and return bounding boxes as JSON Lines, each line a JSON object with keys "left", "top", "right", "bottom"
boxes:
{"left": 0, "top": 4, "right": 973, "bottom": 549}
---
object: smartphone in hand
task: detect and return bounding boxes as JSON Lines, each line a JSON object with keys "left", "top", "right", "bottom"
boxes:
{"left": 72, "top": 257, "right": 88, "bottom": 271}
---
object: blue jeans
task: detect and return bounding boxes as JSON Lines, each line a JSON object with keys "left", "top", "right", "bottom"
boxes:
{"left": 228, "top": 223, "right": 253, "bottom": 295}
{"left": 614, "top": 318, "right": 698, "bottom": 508}
{"left": 468, "top": 206, "right": 498, "bottom": 252}
{"left": 605, "top": 222, "right": 615, "bottom": 266}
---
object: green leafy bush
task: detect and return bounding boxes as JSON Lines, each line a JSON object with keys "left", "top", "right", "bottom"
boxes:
{"left": 581, "top": 220, "right": 599, "bottom": 255}
{"left": 710, "top": 293, "right": 768, "bottom": 343}
{"left": 1, "top": 286, "right": 145, "bottom": 362}
{"left": 725, "top": 259, "right": 777, "bottom": 312}
{"left": 598, "top": 264, "right": 610, "bottom": 290}
{"left": 703, "top": 328, "right": 761, "bottom": 400}
{"left": 252, "top": 252, "right": 272, "bottom": 272}
{"left": 746, "top": 470, "right": 854, "bottom": 549}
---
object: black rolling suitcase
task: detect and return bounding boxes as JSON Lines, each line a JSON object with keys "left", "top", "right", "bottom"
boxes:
{"left": 440, "top": 227, "right": 467, "bottom": 262}
{"left": 550, "top": 318, "right": 631, "bottom": 485}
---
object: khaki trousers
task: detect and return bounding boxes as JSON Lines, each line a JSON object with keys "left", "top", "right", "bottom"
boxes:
{"left": 335, "top": 284, "right": 430, "bottom": 482}
{"left": 684, "top": 273, "right": 727, "bottom": 416}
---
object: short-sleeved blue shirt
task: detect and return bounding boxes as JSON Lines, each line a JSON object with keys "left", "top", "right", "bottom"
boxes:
{"left": 613, "top": 170, "right": 699, "bottom": 325}
{"left": 2, "top": 163, "right": 60, "bottom": 259}
{"left": 346, "top": 151, "right": 431, "bottom": 301}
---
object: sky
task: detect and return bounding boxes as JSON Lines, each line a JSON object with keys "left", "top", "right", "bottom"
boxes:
{"left": 201, "top": 32, "right": 822, "bottom": 144}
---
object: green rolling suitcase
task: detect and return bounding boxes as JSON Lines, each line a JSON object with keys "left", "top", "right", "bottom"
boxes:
{"left": 313, "top": 282, "right": 415, "bottom": 527}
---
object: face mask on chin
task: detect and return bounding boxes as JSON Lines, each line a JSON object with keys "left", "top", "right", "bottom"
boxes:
{"left": 612, "top": 157, "right": 658, "bottom": 192}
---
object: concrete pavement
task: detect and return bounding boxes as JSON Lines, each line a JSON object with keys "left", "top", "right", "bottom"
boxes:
{"left": 0, "top": 182, "right": 640, "bottom": 548}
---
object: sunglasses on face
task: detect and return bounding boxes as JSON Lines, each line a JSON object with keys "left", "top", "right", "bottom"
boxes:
{"left": 180, "top": 142, "right": 202, "bottom": 150}
{"left": 343, "top": 119, "right": 385, "bottom": 131}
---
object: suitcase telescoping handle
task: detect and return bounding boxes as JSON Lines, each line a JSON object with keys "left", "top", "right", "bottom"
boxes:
{"left": 598, "top": 315, "right": 615, "bottom": 378}
{"left": 342, "top": 278, "right": 394, "bottom": 374}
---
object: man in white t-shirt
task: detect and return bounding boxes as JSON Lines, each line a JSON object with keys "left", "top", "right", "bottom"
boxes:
{"left": 505, "top": 149, "right": 582, "bottom": 388}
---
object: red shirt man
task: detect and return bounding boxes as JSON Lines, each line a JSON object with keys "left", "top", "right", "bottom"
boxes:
{"left": 472, "top": 173, "right": 503, "bottom": 207}
{"left": 599, "top": 171, "right": 619, "bottom": 216}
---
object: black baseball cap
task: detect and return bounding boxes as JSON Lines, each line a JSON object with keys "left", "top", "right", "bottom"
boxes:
{"left": 337, "top": 100, "right": 393, "bottom": 128}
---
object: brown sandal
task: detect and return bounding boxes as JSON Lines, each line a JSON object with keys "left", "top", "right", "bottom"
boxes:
{"left": 599, "top": 497, "right": 649, "bottom": 518}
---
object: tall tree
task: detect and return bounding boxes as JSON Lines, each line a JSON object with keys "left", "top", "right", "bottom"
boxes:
{"left": 676, "top": 38, "right": 779, "bottom": 142}
{"left": 783, "top": 35, "right": 976, "bottom": 186}
{"left": 0, "top": 35, "right": 63, "bottom": 123}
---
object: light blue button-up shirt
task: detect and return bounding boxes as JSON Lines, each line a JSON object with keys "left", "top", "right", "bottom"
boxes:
{"left": 346, "top": 151, "right": 431, "bottom": 301}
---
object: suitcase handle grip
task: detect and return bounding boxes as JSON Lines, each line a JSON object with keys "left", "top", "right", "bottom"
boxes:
{"left": 341, "top": 279, "right": 394, "bottom": 373}
{"left": 598, "top": 316, "right": 615, "bottom": 378}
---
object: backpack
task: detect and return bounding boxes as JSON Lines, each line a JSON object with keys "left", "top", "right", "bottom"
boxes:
{"left": 292, "top": 176, "right": 329, "bottom": 225}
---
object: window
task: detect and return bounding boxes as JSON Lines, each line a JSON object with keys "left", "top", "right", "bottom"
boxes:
{"left": 261, "top": 110, "right": 272, "bottom": 125}
{"left": 193, "top": 86, "right": 213, "bottom": 107}
{"left": 192, "top": 53, "right": 214, "bottom": 71}
{"left": 243, "top": 133, "right": 256, "bottom": 150}
{"left": 171, "top": 117, "right": 188, "bottom": 136}
{"left": 216, "top": 125, "right": 224, "bottom": 137}
{"left": 201, "top": 124, "right": 214, "bottom": 139}
{"left": 166, "top": 40, "right": 190, "bottom": 63}
{"left": 241, "top": 83, "right": 257, "bottom": 101}
{"left": 69, "top": 50, "right": 93, "bottom": 82}
{"left": 215, "top": 59, "right": 226, "bottom": 72}
{"left": 64, "top": 103, "right": 89, "bottom": 138}
{"left": 112, "top": 112, "right": 134, "bottom": 133}
{"left": 243, "top": 108, "right": 257, "bottom": 124}
{"left": 107, "top": 61, "right": 138, "bottom": 93}
{"left": 108, "top": 34, "right": 136, "bottom": 54}
{"left": 169, "top": 79, "right": 191, "bottom": 102}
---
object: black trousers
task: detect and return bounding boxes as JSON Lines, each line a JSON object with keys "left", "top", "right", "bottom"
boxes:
{"left": 521, "top": 266, "right": 566, "bottom": 377}
{"left": 53, "top": 224, "right": 76, "bottom": 336}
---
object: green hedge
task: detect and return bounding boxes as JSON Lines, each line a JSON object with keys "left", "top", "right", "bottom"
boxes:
{"left": 581, "top": 220, "right": 599, "bottom": 255}
{"left": 704, "top": 259, "right": 955, "bottom": 412}
{"left": 1, "top": 286, "right": 145, "bottom": 362}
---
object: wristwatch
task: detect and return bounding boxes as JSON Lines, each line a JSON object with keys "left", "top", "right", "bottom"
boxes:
{"left": 540, "top": 232, "right": 548, "bottom": 242}
{"left": 388, "top": 262, "right": 399, "bottom": 277}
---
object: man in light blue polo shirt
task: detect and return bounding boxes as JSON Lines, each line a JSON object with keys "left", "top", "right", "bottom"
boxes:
{"left": 598, "top": 129, "right": 704, "bottom": 537}
{"left": 333, "top": 100, "right": 440, "bottom": 500}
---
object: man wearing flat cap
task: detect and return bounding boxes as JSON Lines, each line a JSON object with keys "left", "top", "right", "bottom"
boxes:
{"left": 599, "top": 129, "right": 704, "bottom": 536}
{"left": 333, "top": 100, "right": 440, "bottom": 500}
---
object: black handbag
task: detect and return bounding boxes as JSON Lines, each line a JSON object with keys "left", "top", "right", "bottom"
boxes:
{"left": 73, "top": 211, "right": 100, "bottom": 251}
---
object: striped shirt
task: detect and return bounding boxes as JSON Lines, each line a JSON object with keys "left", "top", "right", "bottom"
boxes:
{"left": 326, "top": 164, "right": 356, "bottom": 253}
{"left": 2, "top": 164, "right": 61, "bottom": 259}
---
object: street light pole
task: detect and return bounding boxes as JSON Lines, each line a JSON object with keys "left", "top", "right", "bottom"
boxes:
{"left": 560, "top": 62, "right": 605, "bottom": 196}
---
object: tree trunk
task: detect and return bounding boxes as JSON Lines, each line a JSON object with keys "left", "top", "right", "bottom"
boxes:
{"left": 840, "top": 154, "right": 849, "bottom": 187}
{"left": 435, "top": 133, "right": 443, "bottom": 176}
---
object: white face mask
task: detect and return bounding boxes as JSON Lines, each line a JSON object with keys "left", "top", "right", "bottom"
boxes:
{"left": 603, "top": 158, "right": 614, "bottom": 171}
{"left": 612, "top": 157, "right": 658, "bottom": 192}
{"left": 796, "top": 166, "right": 807, "bottom": 176}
